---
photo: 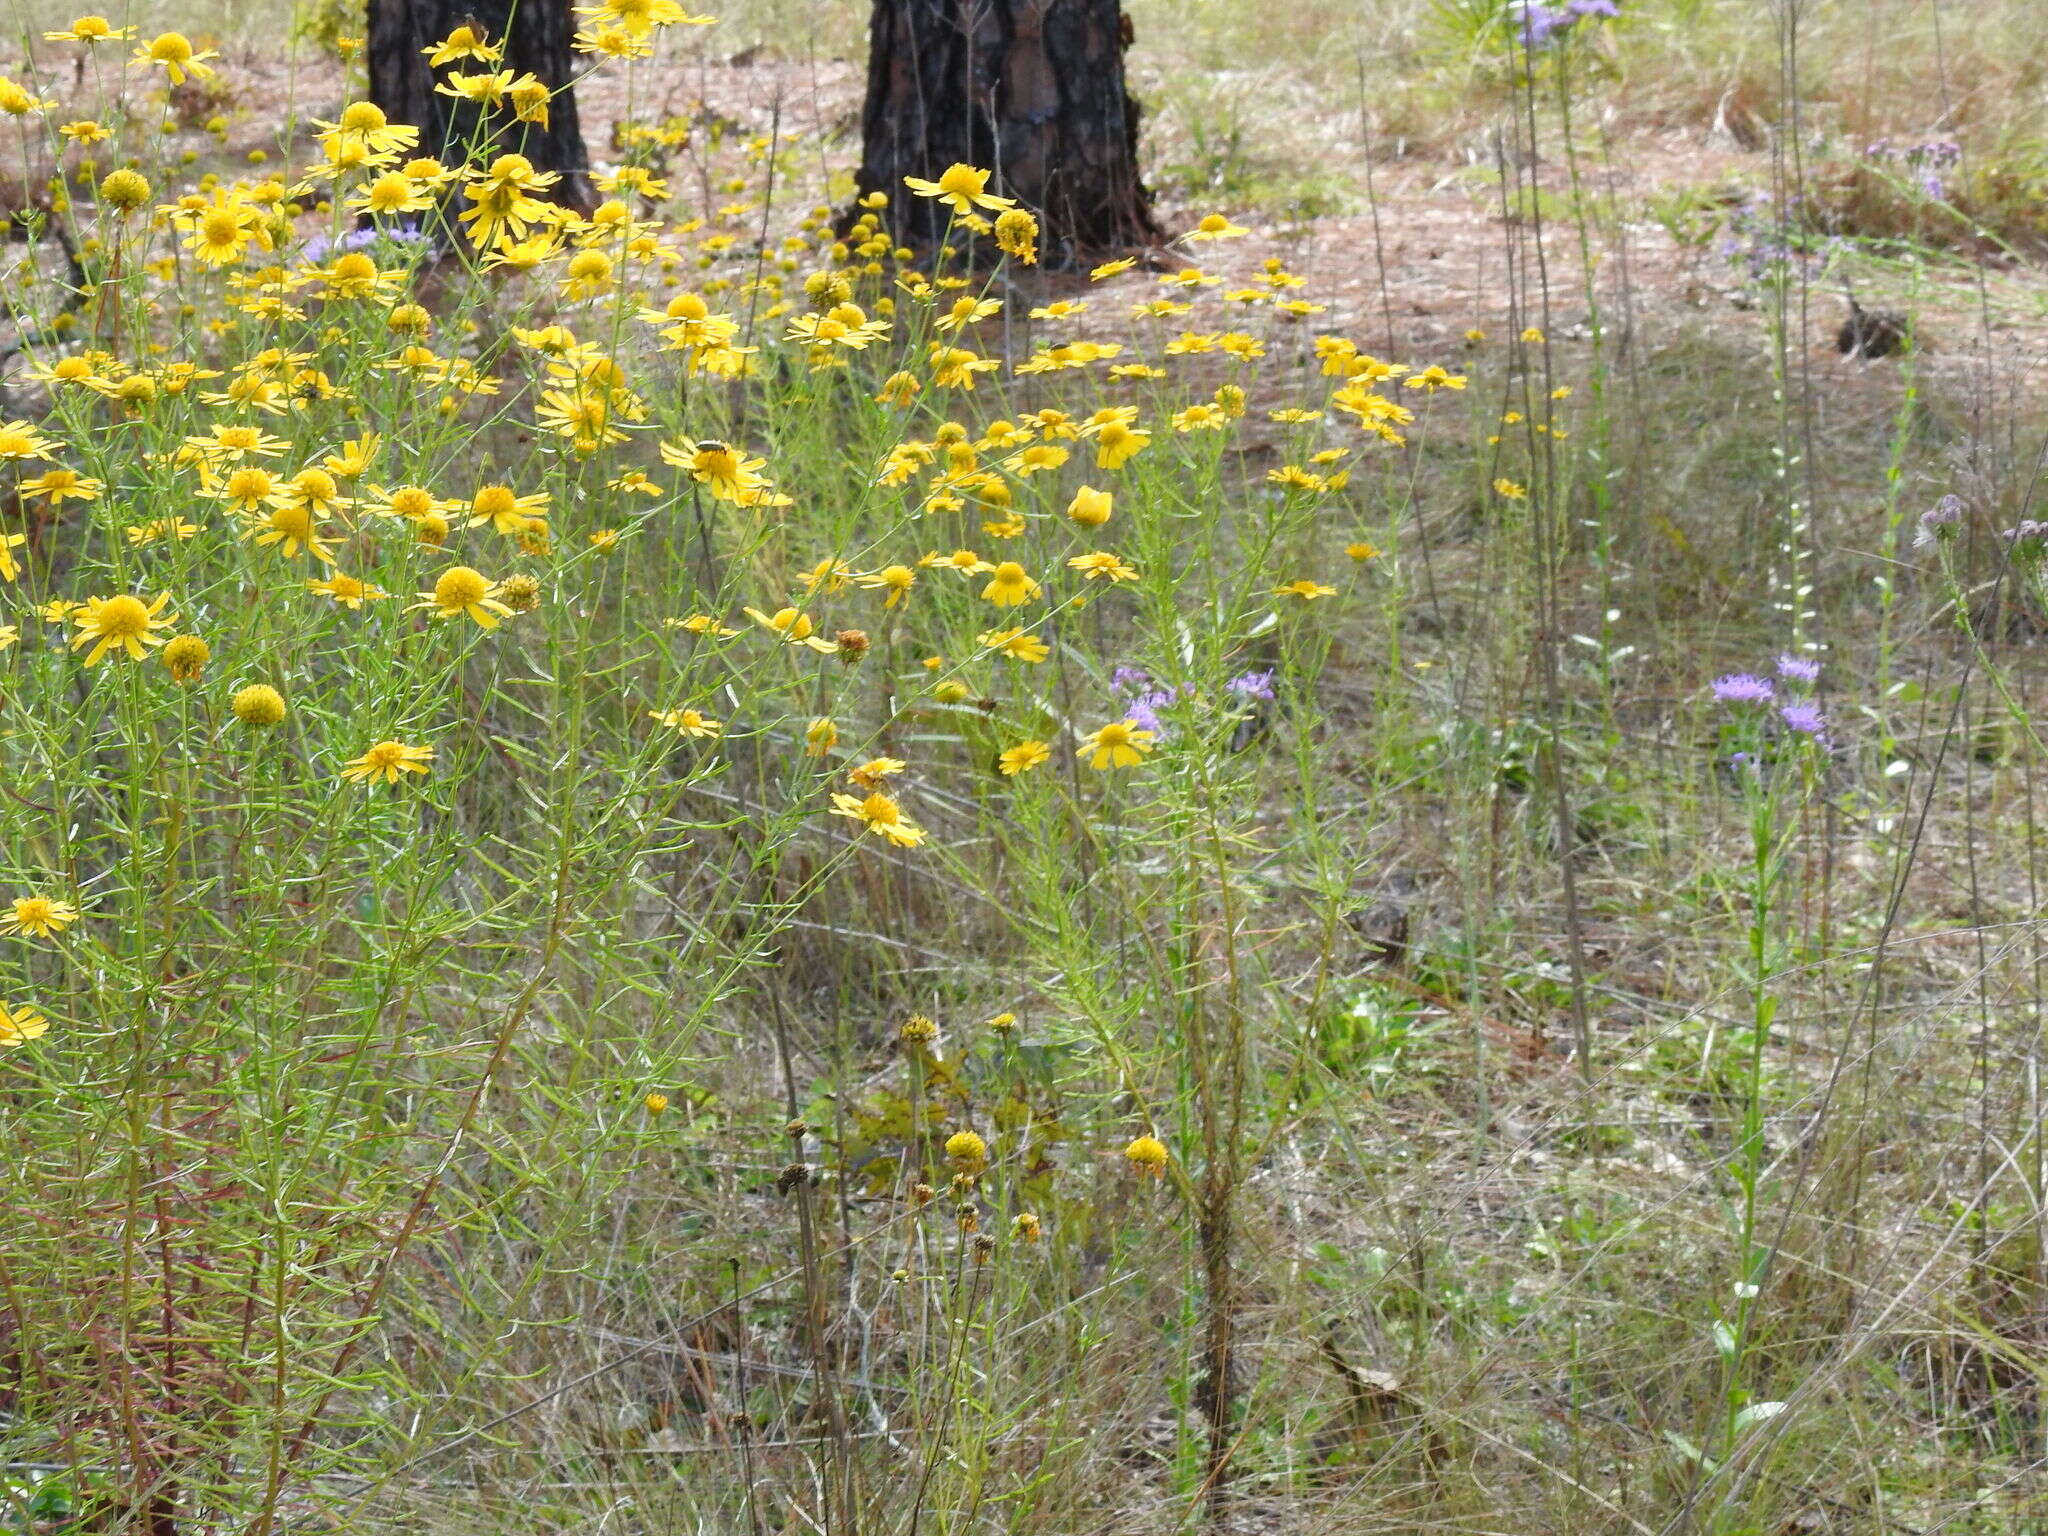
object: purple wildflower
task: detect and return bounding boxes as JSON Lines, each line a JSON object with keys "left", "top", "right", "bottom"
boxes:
{"left": 1111, "top": 666, "right": 1152, "bottom": 694}
{"left": 1226, "top": 669, "right": 1276, "bottom": 701}
{"left": 1915, "top": 493, "right": 1963, "bottom": 548}
{"left": 1775, "top": 653, "right": 1820, "bottom": 685}
{"left": 1778, "top": 701, "right": 1828, "bottom": 742}
{"left": 1515, "top": 2, "right": 1568, "bottom": 47}
{"left": 1567, "top": 0, "right": 1620, "bottom": 16}
{"left": 1712, "top": 673, "right": 1775, "bottom": 705}
{"left": 2003, "top": 520, "right": 2048, "bottom": 566}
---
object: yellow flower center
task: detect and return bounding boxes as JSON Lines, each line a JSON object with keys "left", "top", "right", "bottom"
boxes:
{"left": 936, "top": 164, "right": 984, "bottom": 200}
{"left": 269, "top": 506, "right": 314, "bottom": 541}
{"left": 95, "top": 595, "right": 149, "bottom": 638}
{"left": 150, "top": 33, "right": 194, "bottom": 64}
{"left": 339, "top": 101, "right": 386, "bottom": 131}
{"left": 434, "top": 566, "right": 489, "bottom": 608}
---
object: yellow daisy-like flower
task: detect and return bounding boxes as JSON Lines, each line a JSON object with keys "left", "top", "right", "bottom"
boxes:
{"left": 1494, "top": 478, "right": 1527, "bottom": 501}
{"left": 830, "top": 790, "right": 926, "bottom": 848}
{"left": 46, "top": 16, "right": 138, "bottom": 43}
{"left": 21, "top": 467, "right": 104, "bottom": 504}
{"left": 979, "top": 561, "right": 1040, "bottom": 607}
{"left": 1124, "top": 1134, "right": 1169, "bottom": 1174}
{"left": 902, "top": 162, "right": 1013, "bottom": 214}
{"left": 649, "top": 707, "right": 722, "bottom": 738}
{"left": 1081, "top": 719, "right": 1156, "bottom": 770}
{"left": 0, "top": 420, "right": 57, "bottom": 461}
{"left": 341, "top": 739, "right": 434, "bottom": 787}
{"left": 1186, "top": 211, "right": 1249, "bottom": 241}
{"left": 0, "top": 1002, "right": 50, "bottom": 1047}
{"left": 70, "top": 592, "right": 175, "bottom": 664}
{"left": 998, "top": 739, "right": 1050, "bottom": 776}
{"left": 742, "top": 606, "right": 838, "bottom": 654}
{"left": 130, "top": 31, "right": 217, "bottom": 84}
{"left": 1, "top": 896, "right": 79, "bottom": 940}
{"left": 413, "top": 566, "right": 514, "bottom": 629}
{"left": 977, "top": 627, "right": 1048, "bottom": 662}
{"left": 1069, "top": 551, "right": 1139, "bottom": 583}
{"left": 308, "top": 573, "right": 387, "bottom": 609}
{"left": 857, "top": 564, "right": 918, "bottom": 608}
{"left": 1273, "top": 579, "right": 1337, "bottom": 600}
{"left": 848, "top": 757, "right": 907, "bottom": 790}
{"left": 1403, "top": 364, "right": 1467, "bottom": 392}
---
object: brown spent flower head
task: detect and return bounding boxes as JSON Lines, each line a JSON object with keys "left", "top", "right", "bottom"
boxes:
{"left": 835, "top": 627, "right": 870, "bottom": 663}
{"left": 957, "top": 1202, "right": 982, "bottom": 1235}
{"left": 161, "top": 634, "right": 209, "bottom": 682}
{"left": 1013, "top": 1211, "right": 1042, "bottom": 1242}
{"left": 910, "top": 1182, "right": 936, "bottom": 1208}
{"left": 498, "top": 572, "right": 541, "bottom": 612}
{"left": 972, "top": 1232, "right": 996, "bottom": 1263}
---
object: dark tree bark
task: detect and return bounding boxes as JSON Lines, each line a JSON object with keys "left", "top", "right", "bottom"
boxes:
{"left": 366, "top": 0, "right": 596, "bottom": 213}
{"left": 851, "top": 0, "right": 1163, "bottom": 262}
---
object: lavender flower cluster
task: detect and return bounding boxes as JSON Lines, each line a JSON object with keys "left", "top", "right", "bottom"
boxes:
{"left": 1712, "top": 654, "right": 1829, "bottom": 748}
{"left": 1512, "top": 0, "right": 1620, "bottom": 50}
{"left": 1111, "top": 667, "right": 1276, "bottom": 738}
{"left": 1863, "top": 137, "right": 1962, "bottom": 201}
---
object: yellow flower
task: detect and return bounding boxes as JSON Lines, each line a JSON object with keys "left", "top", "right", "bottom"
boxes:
{"left": 1, "top": 897, "right": 79, "bottom": 939}
{"left": 1091, "top": 257, "right": 1136, "bottom": 280}
{"left": 308, "top": 573, "right": 387, "bottom": 609}
{"left": 466, "top": 482, "right": 549, "bottom": 536}
{"left": 743, "top": 606, "right": 838, "bottom": 653}
{"left": 998, "top": 739, "right": 1050, "bottom": 776}
{"left": 1124, "top": 1135, "right": 1169, "bottom": 1175}
{"left": 0, "top": 420, "right": 56, "bottom": 461}
{"left": 977, "top": 627, "right": 1048, "bottom": 662}
{"left": 649, "top": 707, "right": 722, "bottom": 738}
{"left": 902, "top": 163, "right": 1014, "bottom": 214}
{"left": 1346, "top": 541, "right": 1381, "bottom": 562}
{"left": 1068, "top": 551, "right": 1138, "bottom": 583}
{"left": 1081, "top": 719, "right": 1156, "bottom": 770}
{"left": 1186, "top": 211, "right": 1249, "bottom": 241}
{"left": 979, "top": 561, "right": 1039, "bottom": 607}
{"left": 1403, "top": 364, "right": 1466, "bottom": 392}
{"left": 423, "top": 23, "right": 503, "bottom": 65}
{"left": 857, "top": 564, "right": 918, "bottom": 608}
{"left": 21, "top": 467, "right": 102, "bottom": 503}
{"left": 830, "top": 790, "right": 926, "bottom": 848}
{"left": 231, "top": 684, "right": 286, "bottom": 726}
{"left": 70, "top": 592, "right": 174, "bottom": 664}
{"left": 414, "top": 566, "right": 514, "bottom": 629}
{"left": 945, "top": 1129, "right": 988, "bottom": 1172}
{"left": 46, "top": 16, "right": 138, "bottom": 43}
{"left": 342, "top": 739, "right": 434, "bottom": 786}
{"left": 130, "top": 31, "right": 216, "bottom": 83}
{"left": 1273, "top": 579, "right": 1337, "bottom": 600}
{"left": 0, "top": 533, "right": 27, "bottom": 583}
{"left": 1066, "top": 486, "right": 1113, "bottom": 527}
{"left": 0, "top": 1002, "right": 51, "bottom": 1047}
{"left": 1493, "top": 478, "right": 1527, "bottom": 501}
{"left": 848, "top": 757, "right": 907, "bottom": 789}
{"left": 805, "top": 717, "right": 840, "bottom": 756}
{"left": 994, "top": 208, "right": 1039, "bottom": 263}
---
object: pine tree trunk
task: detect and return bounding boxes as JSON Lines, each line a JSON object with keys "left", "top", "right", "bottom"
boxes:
{"left": 852, "top": 0, "right": 1162, "bottom": 263}
{"left": 366, "top": 0, "right": 596, "bottom": 214}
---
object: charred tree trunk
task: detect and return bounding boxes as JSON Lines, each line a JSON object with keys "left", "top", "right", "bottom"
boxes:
{"left": 852, "top": 0, "right": 1163, "bottom": 263}
{"left": 366, "top": 0, "right": 595, "bottom": 213}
